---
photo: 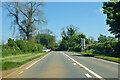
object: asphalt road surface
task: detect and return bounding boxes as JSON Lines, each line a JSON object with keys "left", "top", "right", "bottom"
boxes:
{"left": 5, "top": 51, "right": 119, "bottom": 79}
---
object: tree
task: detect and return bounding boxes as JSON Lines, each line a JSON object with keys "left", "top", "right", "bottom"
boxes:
{"left": 61, "top": 25, "right": 78, "bottom": 40}
{"left": 98, "top": 34, "right": 107, "bottom": 43}
{"left": 35, "top": 33, "right": 56, "bottom": 50}
{"left": 4, "top": 2, "right": 46, "bottom": 40}
{"left": 59, "top": 25, "right": 90, "bottom": 51}
{"left": 103, "top": 1, "right": 120, "bottom": 41}
{"left": 107, "top": 36, "right": 116, "bottom": 41}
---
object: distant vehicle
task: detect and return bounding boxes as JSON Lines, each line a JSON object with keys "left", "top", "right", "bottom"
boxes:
{"left": 42, "top": 49, "right": 52, "bottom": 52}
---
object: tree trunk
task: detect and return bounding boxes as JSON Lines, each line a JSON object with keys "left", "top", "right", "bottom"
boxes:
{"left": 26, "top": 32, "right": 30, "bottom": 40}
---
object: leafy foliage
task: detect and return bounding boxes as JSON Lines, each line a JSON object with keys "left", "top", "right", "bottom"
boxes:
{"left": 2, "top": 38, "right": 43, "bottom": 57}
{"left": 87, "top": 41, "right": 119, "bottom": 57}
{"left": 58, "top": 25, "right": 90, "bottom": 51}
{"left": 35, "top": 34, "right": 57, "bottom": 50}
{"left": 16, "top": 40, "right": 42, "bottom": 52}
{"left": 98, "top": 34, "right": 116, "bottom": 43}
{"left": 103, "top": 1, "right": 120, "bottom": 40}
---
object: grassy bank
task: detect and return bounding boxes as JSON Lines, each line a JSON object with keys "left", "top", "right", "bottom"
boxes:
{"left": 71, "top": 51, "right": 120, "bottom": 62}
{"left": 2, "top": 52, "right": 47, "bottom": 71}
{"left": 2, "top": 48, "right": 43, "bottom": 58}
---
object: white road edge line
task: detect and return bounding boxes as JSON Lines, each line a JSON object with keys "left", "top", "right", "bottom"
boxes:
{"left": 26, "top": 53, "right": 49, "bottom": 70}
{"left": 85, "top": 74, "right": 92, "bottom": 78}
{"left": 18, "top": 71, "right": 23, "bottom": 74}
{"left": 64, "top": 54, "right": 104, "bottom": 79}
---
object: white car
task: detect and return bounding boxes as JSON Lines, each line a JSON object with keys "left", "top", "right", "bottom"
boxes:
{"left": 42, "top": 49, "right": 51, "bottom": 52}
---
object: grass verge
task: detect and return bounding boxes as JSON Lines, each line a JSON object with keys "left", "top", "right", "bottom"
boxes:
{"left": 71, "top": 51, "right": 120, "bottom": 62}
{"left": 2, "top": 52, "right": 47, "bottom": 71}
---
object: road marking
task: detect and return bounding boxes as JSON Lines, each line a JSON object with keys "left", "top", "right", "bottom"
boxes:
{"left": 18, "top": 71, "right": 23, "bottom": 74}
{"left": 91, "top": 57, "right": 118, "bottom": 65}
{"left": 64, "top": 54, "right": 104, "bottom": 79}
{"left": 26, "top": 53, "right": 49, "bottom": 70}
{"left": 73, "top": 63, "right": 76, "bottom": 65}
{"left": 4, "top": 53, "right": 50, "bottom": 78}
{"left": 68, "top": 58, "right": 70, "bottom": 60}
{"left": 85, "top": 74, "right": 92, "bottom": 78}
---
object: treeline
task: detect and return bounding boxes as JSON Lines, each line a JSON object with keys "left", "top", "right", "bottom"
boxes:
{"left": 57, "top": 25, "right": 90, "bottom": 51}
{"left": 57, "top": 25, "right": 120, "bottom": 58}
{"left": 2, "top": 33, "right": 58, "bottom": 57}
{"left": 86, "top": 41, "right": 120, "bottom": 57}
{"left": 87, "top": 34, "right": 120, "bottom": 57}
{"left": 2, "top": 38, "right": 42, "bottom": 57}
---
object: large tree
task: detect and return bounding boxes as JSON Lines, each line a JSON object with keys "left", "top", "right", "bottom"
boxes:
{"left": 59, "top": 25, "right": 90, "bottom": 51}
{"left": 4, "top": 2, "right": 46, "bottom": 40}
{"left": 61, "top": 25, "right": 78, "bottom": 40}
{"left": 103, "top": 1, "right": 120, "bottom": 41}
{"left": 35, "top": 33, "right": 56, "bottom": 49}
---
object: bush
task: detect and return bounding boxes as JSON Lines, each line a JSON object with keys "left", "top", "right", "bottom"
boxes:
{"left": 91, "top": 41, "right": 119, "bottom": 57}
{"left": 73, "top": 44, "right": 81, "bottom": 52}
{"left": 7, "top": 38, "right": 20, "bottom": 50}
{"left": 15, "top": 40, "right": 43, "bottom": 52}
{"left": 114, "top": 41, "right": 120, "bottom": 57}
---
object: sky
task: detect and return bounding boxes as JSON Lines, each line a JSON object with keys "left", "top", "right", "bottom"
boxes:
{"left": 1, "top": 2, "right": 114, "bottom": 44}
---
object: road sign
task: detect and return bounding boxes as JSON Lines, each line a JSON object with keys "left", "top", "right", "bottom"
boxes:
{"left": 81, "top": 38, "right": 85, "bottom": 49}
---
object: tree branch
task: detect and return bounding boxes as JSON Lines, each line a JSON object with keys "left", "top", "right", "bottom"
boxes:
{"left": 31, "top": 18, "right": 40, "bottom": 23}
{"left": 7, "top": 7, "right": 26, "bottom": 33}
{"left": 19, "top": 9, "right": 29, "bottom": 19}
{"left": 32, "top": 3, "right": 42, "bottom": 14}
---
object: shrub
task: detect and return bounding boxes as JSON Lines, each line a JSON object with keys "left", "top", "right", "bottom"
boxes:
{"left": 15, "top": 40, "right": 43, "bottom": 52}
{"left": 91, "top": 41, "right": 119, "bottom": 57}
{"left": 7, "top": 38, "right": 20, "bottom": 50}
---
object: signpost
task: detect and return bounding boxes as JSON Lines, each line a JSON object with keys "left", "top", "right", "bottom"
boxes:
{"left": 81, "top": 38, "right": 85, "bottom": 50}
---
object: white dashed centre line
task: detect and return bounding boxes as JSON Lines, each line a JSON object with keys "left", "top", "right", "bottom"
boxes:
{"left": 18, "top": 71, "right": 23, "bottom": 74}
{"left": 26, "top": 53, "right": 49, "bottom": 70}
{"left": 64, "top": 54, "right": 103, "bottom": 79}
{"left": 85, "top": 74, "right": 92, "bottom": 78}
{"left": 73, "top": 63, "right": 76, "bottom": 65}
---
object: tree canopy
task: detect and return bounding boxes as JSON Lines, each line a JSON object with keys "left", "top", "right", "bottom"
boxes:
{"left": 35, "top": 33, "right": 57, "bottom": 50}
{"left": 103, "top": 1, "right": 120, "bottom": 40}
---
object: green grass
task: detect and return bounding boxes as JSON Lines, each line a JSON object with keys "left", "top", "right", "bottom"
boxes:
{"left": 2, "top": 49, "right": 43, "bottom": 57}
{"left": 2, "top": 53, "right": 47, "bottom": 71}
{"left": 71, "top": 51, "right": 120, "bottom": 62}
{"left": 94, "top": 54, "right": 119, "bottom": 62}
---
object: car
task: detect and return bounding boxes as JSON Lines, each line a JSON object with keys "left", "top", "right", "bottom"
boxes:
{"left": 42, "top": 49, "right": 51, "bottom": 52}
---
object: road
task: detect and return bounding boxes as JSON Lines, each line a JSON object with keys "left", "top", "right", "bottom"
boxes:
{"left": 4, "top": 51, "right": 119, "bottom": 79}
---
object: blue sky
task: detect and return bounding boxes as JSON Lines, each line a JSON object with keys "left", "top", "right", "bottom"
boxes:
{"left": 2, "top": 2, "right": 114, "bottom": 43}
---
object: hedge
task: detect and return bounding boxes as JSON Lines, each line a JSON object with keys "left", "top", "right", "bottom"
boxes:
{"left": 86, "top": 41, "right": 120, "bottom": 57}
